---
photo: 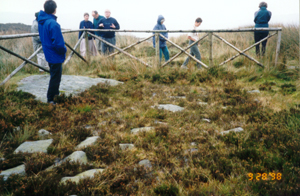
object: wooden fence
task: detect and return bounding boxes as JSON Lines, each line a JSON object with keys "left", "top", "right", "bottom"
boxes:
{"left": 0, "top": 28, "right": 282, "bottom": 86}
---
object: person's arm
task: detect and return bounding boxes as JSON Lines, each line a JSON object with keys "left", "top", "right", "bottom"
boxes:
{"left": 268, "top": 11, "right": 272, "bottom": 21}
{"left": 79, "top": 21, "right": 83, "bottom": 39}
{"left": 51, "top": 22, "right": 67, "bottom": 55}
{"left": 98, "top": 18, "right": 104, "bottom": 28}
{"left": 114, "top": 19, "right": 120, "bottom": 30}
{"left": 254, "top": 11, "right": 259, "bottom": 23}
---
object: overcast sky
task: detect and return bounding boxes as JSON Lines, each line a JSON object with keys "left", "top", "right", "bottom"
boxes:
{"left": 0, "top": 0, "right": 299, "bottom": 37}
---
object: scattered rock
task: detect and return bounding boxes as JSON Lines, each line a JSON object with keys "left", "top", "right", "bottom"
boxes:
{"left": 17, "top": 75, "right": 123, "bottom": 103}
{"left": 152, "top": 93, "right": 157, "bottom": 97}
{"left": 154, "top": 120, "right": 168, "bottom": 125}
{"left": 14, "top": 139, "right": 53, "bottom": 154}
{"left": 60, "top": 169, "right": 104, "bottom": 184}
{"left": 221, "top": 127, "right": 244, "bottom": 135}
{"left": 138, "top": 159, "right": 152, "bottom": 170}
{"left": 38, "top": 129, "right": 51, "bottom": 140}
{"left": 84, "top": 125, "right": 94, "bottom": 130}
{"left": 0, "top": 164, "right": 26, "bottom": 181}
{"left": 75, "top": 136, "right": 99, "bottom": 149}
{"left": 287, "top": 66, "right": 296, "bottom": 70}
{"left": 185, "top": 148, "right": 198, "bottom": 154}
{"left": 202, "top": 118, "right": 211, "bottom": 123}
{"left": 248, "top": 90, "right": 260, "bottom": 94}
{"left": 169, "top": 96, "right": 186, "bottom": 99}
{"left": 190, "top": 142, "right": 196, "bottom": 146}
{"left": 222, "top": 106, "right": 227, "bottom": 110}
{"left": 13, "top": 126, "right": 21, "bottom": 132}
{"left": 198, "top": 102, "right": 208, "bottom": 105}
{"left": 119, "top": 144, "right": 135, "bottom": 150}
{"left": 62, "top": 151, "right": 88, "bottom": 164}
{"left": 151, "top": 104, "right": 184, "bottom": 112}
{"left": 254, "top": 98, "right": 260, "bottom": 103}
{"left": 0, "top": 157, "right": 5, "bottom": 161}
{"left": 131, "top": 127, "right": 155, "bottom": 134}
{"left": 46, "top": 151, "right": 88, "bottom": 171}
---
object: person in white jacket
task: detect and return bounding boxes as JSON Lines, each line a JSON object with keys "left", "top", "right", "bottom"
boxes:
{"left": 31, "top": 12, "right": 49, "bottom": 73}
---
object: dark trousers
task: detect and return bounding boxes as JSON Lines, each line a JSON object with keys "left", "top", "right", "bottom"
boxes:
{"left": 47, "top": 63, "right": 62, "bottom": 102}
{"left": 254, "top": 31, "right": 269, "bottom": 56}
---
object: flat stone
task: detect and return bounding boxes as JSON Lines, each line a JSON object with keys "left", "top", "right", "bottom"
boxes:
{"left": 131, "top": 127, "right": 155, "bottom": 134}
{"left": 202, "top": 118, "right": 211, "bottom": 123}
{"left": 138, "top": 159, "right": 152, "bottom": 170}
{"left": 17, "top": 75, "right": 123, "bottom": 103}
{"left": 14, "top": 139, "right": 53, "bottom": 154}
{"left": 75, "top": 136, "right": 99, "bottom": 149}
{"left": 38, "top": 129, "right": 51, "bottom": 140}
{"left": 169, "top": 96, "right": 186, "bottom": 99}
{"left": 221, "top": 127, "right": 244, "bottom": 135}
{"left": 198, "top": 102, "right": 208, "bottom": 105}
{"left": 151, "top": 104, "right": 184, "bottom": 112}
{"left": 63, "top": 151, "right": 88, "bottom": 164}
{"left": 119, "top": 144, "right": 135, "bottom": 150}
{"left": 248, "top": 90, "right": 260, "bottom": 94}
{"left": 154, "top": 120, "right": 168, "bottom": 125}
{"left": 46, "top": 151, "right": 88, "bottom": 171}
{"left": 60, "top": 169, "right": 104, "bottom": 184}
{"left": 0, "top": 164, "right": 25, "bottom": 181}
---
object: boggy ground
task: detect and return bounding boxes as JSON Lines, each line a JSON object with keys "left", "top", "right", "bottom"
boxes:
{"left": 0, "top": 65, "right": 300, "bottom": 195}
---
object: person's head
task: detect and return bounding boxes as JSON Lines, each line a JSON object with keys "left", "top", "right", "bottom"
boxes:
{"left": 161, "top": 19, "right": 165, "bottom": 24}
{"left": 259, "top": 2, "right": 268, "bottom": 8}
{"left": 105, "top": 9, "right": 111, "bottom": 18}
{"left": 84, "top": 13, "right": 89, "bottom": 21}
{"left": 195, "top": 17, "right": 202, "bottom": 27}
{"left": 92, "top": 10, "right": 98, "bottom": 18}
{"left": 35, "top": 12, "right": 39, "bottom": 20}
{"left": 44, "top": 0, "right": 57, "bottom": 15}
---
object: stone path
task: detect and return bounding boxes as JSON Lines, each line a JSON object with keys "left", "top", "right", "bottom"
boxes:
{"left": 17, "top": 75, "right": 123, "bottom": 103}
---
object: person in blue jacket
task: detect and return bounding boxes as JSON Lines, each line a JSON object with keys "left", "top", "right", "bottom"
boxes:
{"left": 97, "top": 9, "right": 120, "bottom": 55}
{"left": 153, "top": 15, "right": 170, "bottom": 62}
{"left": 38, "top": 0, "right": 67, "bottom": 105}
{"left": 79, "top": 13, "right": 97, "bottom": 57}
{"left": 254, "top": 2, "right": 272, "bottom": 56}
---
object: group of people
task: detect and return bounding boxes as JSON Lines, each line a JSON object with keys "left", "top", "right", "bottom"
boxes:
{"left": 31, "top": 0, "right": 271, "bottom": 105}
{"left": 78, "top": 9, "right": 120, "bottom": 57}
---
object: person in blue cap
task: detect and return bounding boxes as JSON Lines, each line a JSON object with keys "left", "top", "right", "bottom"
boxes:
{"left": 153, "top": 15, "right": 170, "bottom": 62}
{"left": 254, "top": 2, "right": 272, "bottom": 56}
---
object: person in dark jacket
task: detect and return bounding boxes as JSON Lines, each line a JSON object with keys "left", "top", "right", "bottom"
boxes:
{"left": 38, "top": 0, "right": 67, "bottom": 105}
{"left": 153, "top": 15, "right": 170, "bottom": 62}
{"left": 92, "top": 10, "right": 104, "bottom": 54}
{"left": 79, "top": 13, "right": 97, "bottom": 57}
{"left": 254, "top": 2, "right": 272, "bottom": 56}
{"left": 97, "top": 9, "right": 120, "bottom": 55}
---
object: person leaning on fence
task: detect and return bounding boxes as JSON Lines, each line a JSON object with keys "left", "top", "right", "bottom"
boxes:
{"left": 38, "top": 0, "right": 67, "bottom": 105}
{"left": 97, "top": 9, "right": 120, "bottom": 55}
{"left": 92, "top": 10, "right": 104, "bottom": 54}
{"left": 181, "top": 17, "right": 202, "bottom": 70}
{"left": 254, "top": 2, "right": 272, "bottom": 57}
{"left": 153, "top": 15, "right": 170, "bottom": 62}
{"left": 31, "top": 12, "right": 49, "bottom": 73}
{"left": 79, "top": 13, "right": 98, "bottom": 57}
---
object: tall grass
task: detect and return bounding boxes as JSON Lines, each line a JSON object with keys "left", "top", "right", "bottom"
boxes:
{"left": 0, "top": 24, "right": 298, "bottom": 85}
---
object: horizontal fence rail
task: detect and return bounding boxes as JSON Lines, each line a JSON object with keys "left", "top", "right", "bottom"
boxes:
{"left": 0, "top": 28, "right": 282, "bottom": 86}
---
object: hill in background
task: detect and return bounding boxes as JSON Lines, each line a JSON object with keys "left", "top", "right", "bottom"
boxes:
{"left": 0, "top": 23, "right": 31, "bottom": 33}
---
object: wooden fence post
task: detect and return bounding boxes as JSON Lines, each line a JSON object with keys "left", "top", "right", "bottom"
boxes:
{"left": 85, "top": 30, "right": 90, "bottom": 63}
{"left": 155, "top": 33, "right": 160, "bottom": 68}
{"left": 209, "top": 32, "right": 213, "bottom": 67}
{"left": 275, "top": 30, "right": 282, "bottom": 66}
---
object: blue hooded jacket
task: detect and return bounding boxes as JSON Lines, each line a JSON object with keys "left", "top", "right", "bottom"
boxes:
{"left": 38, "top": 10, "right": 67, "bottom": 64}
{"left": 254, "top": 7, "right": 272, "bottom": 28}
{"left": 153, "top": 15, "right": 168, "bottom": 48}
